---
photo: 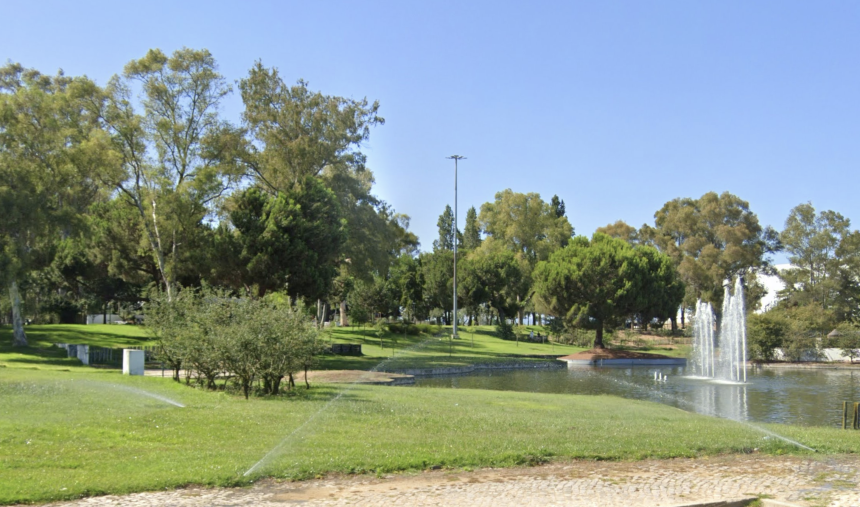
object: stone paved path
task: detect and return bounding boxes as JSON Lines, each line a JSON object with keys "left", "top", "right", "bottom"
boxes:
{"left": 42, "top": 455, "right": 860, "bottom": 507}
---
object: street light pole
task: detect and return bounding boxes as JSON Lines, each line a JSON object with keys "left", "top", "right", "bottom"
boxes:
{"left": 447, "top": 155, "right": 465, "bottom": 339}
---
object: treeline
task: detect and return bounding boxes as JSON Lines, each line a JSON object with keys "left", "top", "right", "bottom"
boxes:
{"left": 595, "top": 197, "right": 860, "bottom": 359}
{"left": 3, "top": 48, "right": 859, "bottom": 357}
{"left": 0, "top": 48, "right": 417, "bottom": 347}
{"left": 349, "top": 190, "right": 686, "bottom": 349}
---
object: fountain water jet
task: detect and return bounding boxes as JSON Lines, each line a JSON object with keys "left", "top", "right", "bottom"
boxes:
{"left": 691, "top": 278, "right": 747, "bottom": 383}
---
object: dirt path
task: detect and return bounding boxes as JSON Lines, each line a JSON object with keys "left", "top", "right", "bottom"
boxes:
{"left": 42, "top": 455, "right": 860, "bottom": 507}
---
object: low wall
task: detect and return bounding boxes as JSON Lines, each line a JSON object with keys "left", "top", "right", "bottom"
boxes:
{"left": 562, "top": 358, "right": 687, "bottom": 366}
{"left": 330, "top": 343, "right": 362, "bottom": 356}
{"left": 391, "top": 360, "right": 565, "bottom": 377}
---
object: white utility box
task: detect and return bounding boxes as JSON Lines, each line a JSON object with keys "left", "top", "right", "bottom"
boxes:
{"left": 122, "top": 349, "right": 145, "bottom": 376}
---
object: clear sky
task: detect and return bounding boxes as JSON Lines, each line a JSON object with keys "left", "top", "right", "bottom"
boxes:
{"left": 4, "top": 1, "right": 859, "bottom": 263}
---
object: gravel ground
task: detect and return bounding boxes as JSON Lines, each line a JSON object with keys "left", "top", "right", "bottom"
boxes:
{"left": 37, "top": 455, "right": 860, "bottom": 507}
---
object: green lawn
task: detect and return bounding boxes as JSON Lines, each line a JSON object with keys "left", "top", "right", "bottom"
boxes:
{"left": 2, "top": 324, "right": 591, "bottom": 372}
{"left": 1, "top": 323, "right": 689, "bottom": 372}
{"left": 0, "top": 325, "right": 155, "bottom": 371}
{"left": 319, "top": 324, "right": 587, "bottom": 370}
{"left": 1, "top": 366, "right": 854, "bottom": 505}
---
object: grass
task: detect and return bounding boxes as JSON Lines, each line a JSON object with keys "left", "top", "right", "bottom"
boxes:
{"left": 319, "top": 324, "right": 586, "bottom": 371}
{"left": 0, "top": 325, "right": 154, "bottom": 371}
{"left": 0, "top": 323, "right": 688, "bottom": 372}
{"left": 2, "top": 366, "right": 857, "bottom": 505}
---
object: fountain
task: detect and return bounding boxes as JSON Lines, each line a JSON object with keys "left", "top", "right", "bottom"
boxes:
{"left": 691, "top": 278, "right": 747, "bottom": 383}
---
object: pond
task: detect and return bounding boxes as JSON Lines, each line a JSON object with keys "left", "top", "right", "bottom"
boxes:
{"left": 415, "top": 365, "right": 860, "bottom": 427}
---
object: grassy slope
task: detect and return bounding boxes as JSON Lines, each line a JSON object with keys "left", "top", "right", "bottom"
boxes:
{"left": 0, "top": 325, "right": 155, "bottom": 371}
{"left": 318, "top": 325, "right": 587, "bottom": 370}
{"left": 0, "top": 324, "right": 687, "bottom": 371}
{"left": 1, "top": 366, "right": 854, "bottom": 505}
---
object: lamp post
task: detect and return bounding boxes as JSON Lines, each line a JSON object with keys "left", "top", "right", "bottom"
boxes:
{"left": 447, "top": 155, "right": 465, "bottom": 339}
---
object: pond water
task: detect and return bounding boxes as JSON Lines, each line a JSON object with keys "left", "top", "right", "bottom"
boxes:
{"left": 415, "top": 365, "right": 860, "bottom": 427}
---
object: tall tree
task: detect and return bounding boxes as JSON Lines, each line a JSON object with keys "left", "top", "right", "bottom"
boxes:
{"left": 479, "top": 189, "right": 574, "bottom": 263}
{"left": 420, "top": 249, "right": 453, "bottom": 323}
{"left": 459, "top": 247, "right": 526, "bottom": 324}
{"left": 640, "top": 191, "right": 779, "bottom": 316}
{"left": 238, "top": 62, "right": 383, "bottom": 192}
{"left": 478, "top": 189, "right": 574, "bottom": 323}
{"left": 93, "top": 48, "right": 243, "bottom": 301}
{"left": 550, "top": 194, "right": 566, "bottom": 218}
{"left": 0, "top": 63, "right": 109, "bottom": 345}
{"left": 778, "top": 202, "right": 860, "bottom": 321}
{"left": 433, "top": 204, "right": 459, "bottom": 251}
{"left": 463, "top": 206, "right": 481, "bottom": 250}
{"left": 222, "top": 177, "right": 346, "bottom": 300}
{"left": 390, "top": 254, "right": 426, "bottom": 322}
{"left": 596, "top": 220, "right": 639, "bottom": 244}
{"left": 238, "top": 61, "right": 410, "bottom": 323}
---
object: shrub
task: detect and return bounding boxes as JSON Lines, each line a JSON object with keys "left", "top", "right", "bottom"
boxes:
{"left": 495, "top": 321, "right": 515, "bottom": 340}
{"left": 747, "top": 312, "right": 789, "bottom": 362}
{"left": 782, "top": 332, "right": 822, "bottom": 362}
{"left": 146, "top": 287, "right": 322, "bottom": 397}
{"left": 838, "top": 331, "right": 860, "bottom": 363}
{"left": 386, "top": 322, "right": 440, "bottom": 336}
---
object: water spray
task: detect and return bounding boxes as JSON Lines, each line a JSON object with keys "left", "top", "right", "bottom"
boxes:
{"left": 75, "top": 380, "right": 185, "bottom": 407}
{"left": 607, "top": 373, "right": 815, "bottom": 452}
{"left": 243, "top": 334, "right": 440, "bottom": 477}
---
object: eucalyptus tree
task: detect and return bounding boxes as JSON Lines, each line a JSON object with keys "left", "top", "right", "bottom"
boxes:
{"left": 0, "top": 63, "right": 110, "bottom": 345}
{"left": 237, "top": 62, "right": 414, "bottom": 321}
{"left": 596, "top": 220, "right": 640, "bottom": 244}
{"left": 640, "top": 191, "right": 779, "bottom": 321}
{"left": 779, "top": 202, "right": 860, "bottom": 321}
{"left": 92, "top": 48, "right": 243, "bottom": 300}
{"left": 238, "top": 62, "right": 383, "bottom": 191}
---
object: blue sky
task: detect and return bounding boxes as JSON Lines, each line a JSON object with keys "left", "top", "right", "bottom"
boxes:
{"left": 4, "top": 1, "right": 859, "bottom": 263}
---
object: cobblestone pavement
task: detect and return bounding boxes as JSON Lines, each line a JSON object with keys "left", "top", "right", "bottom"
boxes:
{"left": 43, "top": 455, "right": 860, "bottom": 507}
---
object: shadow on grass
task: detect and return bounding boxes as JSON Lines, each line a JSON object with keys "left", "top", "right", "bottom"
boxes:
{"left": 0, "top": 325, "right": 154, "bottom": 349}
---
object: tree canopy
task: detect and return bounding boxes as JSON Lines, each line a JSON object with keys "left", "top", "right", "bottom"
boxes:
{"left": 640, "top": 191, "right": 779, "bottom": 312}
{"left": 533, "top": 233, "right": 684, "bottom": 348}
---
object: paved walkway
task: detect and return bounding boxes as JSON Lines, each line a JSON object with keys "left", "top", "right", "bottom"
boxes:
{"left": 43, "top": 455, "right": 860, "bottom": 507}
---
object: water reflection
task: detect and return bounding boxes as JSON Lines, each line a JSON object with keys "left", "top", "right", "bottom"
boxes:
{"left": 415, "top": 366, "right": 860, "bottom": 427}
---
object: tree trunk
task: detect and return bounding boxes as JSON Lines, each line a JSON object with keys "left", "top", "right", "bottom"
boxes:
{"left": 670, "top": 316, "right": 677, "bottom": 333}
{"left": 9, "top": 281, "right": 27, "bottom": 347}
{"left": 593, "top": 324, "right": 605, "bottom": 349}
{"left": 516, "top": 295, "right": 523, "bottom": 325}
{"left": 340, "top": 300, "right": 348, "bottom": 326}
{"left": 680, "top": 307, "right": 685, "bottom": 329}
{"left": 304, "top": 366, "right": 310, "bottom": 389}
